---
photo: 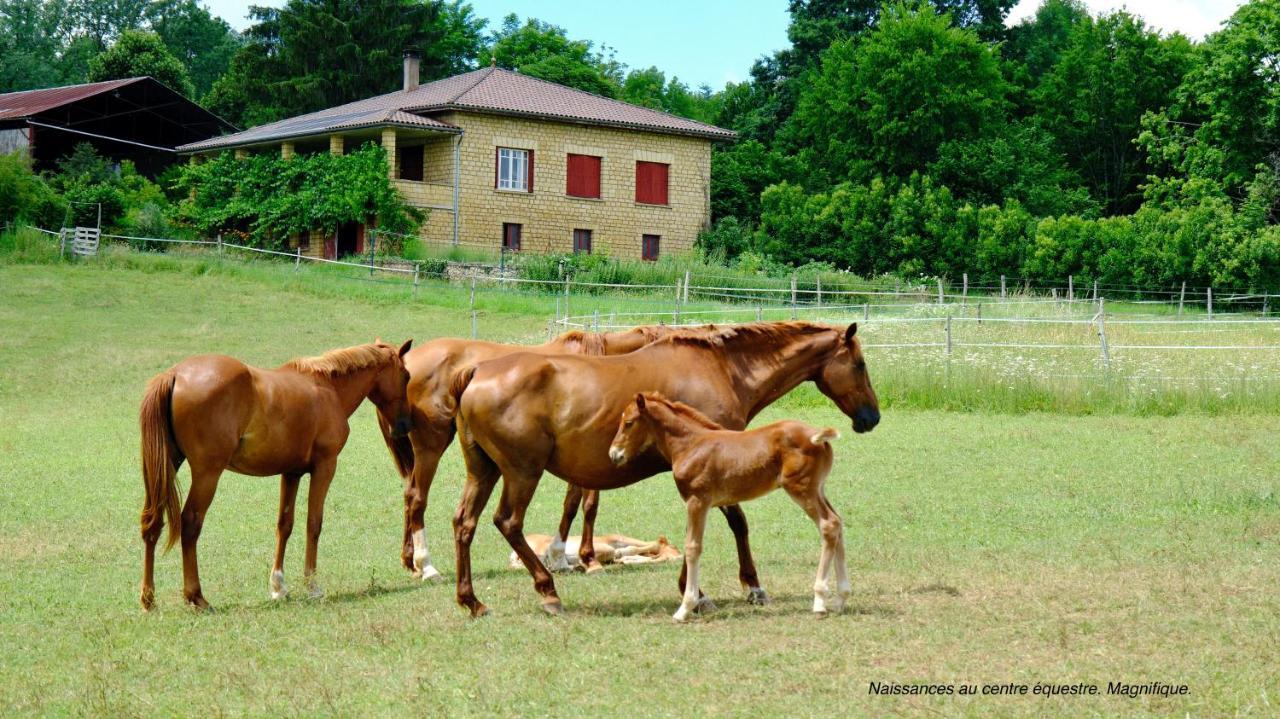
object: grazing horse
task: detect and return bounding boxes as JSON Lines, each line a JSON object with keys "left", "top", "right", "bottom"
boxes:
{"left": 449, "top": 321, "right": 879, "bottom": 616}
{"left": 379, "top": 327, "right": 690, "bottom": 581}
{"left": 138, "top": 339, "right": 413, "bottom": 610}
{"left": 609, "top": 392, "right": 846, "bottom": 622}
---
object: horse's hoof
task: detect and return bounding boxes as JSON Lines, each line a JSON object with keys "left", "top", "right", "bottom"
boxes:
{"left": 813, "top": 609, "right": 830, "bottom": 619}
{"left": 307, "top": 586, "right": 325, "bottom": 600}
{"left": 469, "top": 603, "right": 489, "bottom": 618}
{"left": 583, "top": 561, "right": 606, "bottom": 574}
{"left": 746, "top": 587, "right": 771, "bottom": 605}
{"left": 269, "top": 591, "right": 287, "bottom": 601}
{"left": 541, "top": 599, "right": 565, "bottom": 617}
{"left": 694, "top": 596, "right": 716, "bottom": 614}
{"left": 419, "top": 566, "right": 443, "bottom": 583}
{"left": 672, "top": 610, "right": 691, "bottom": 623}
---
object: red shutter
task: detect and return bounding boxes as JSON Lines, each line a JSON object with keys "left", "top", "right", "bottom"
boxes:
{"left": 527, "top": 149, "right": 534, "bottom": 193}
{"left": 567, "top": 154, "right": 602, "bottom": 198}
{"left": 636, "top": 161, "right": 669, "bottom": 205}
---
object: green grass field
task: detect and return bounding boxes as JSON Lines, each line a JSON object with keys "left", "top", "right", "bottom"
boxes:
{"left": 1, "top": 259, "right": 1277, "bottom": 717}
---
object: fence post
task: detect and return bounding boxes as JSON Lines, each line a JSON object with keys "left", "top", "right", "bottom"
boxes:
{"left": 471, "top": 310, "right": 477, "bottom": 339}
{"left": 756, "top": 306, "right": 763, "bottom": 322}
{"left": 295, "top": 246, "right": 301, "bottom": 272}
{"left": 683, "top": 270, "right": 690, "bottom": 304}
{"left": 592, "top": 309, "right": 600, "bottom": 333}
{"left": 1178, "top": 281, "right": 1186, "bottom": 316}
{"left": 1092, "top": 279, "right": 1098, "bottom": 302}
{"left": 977, "top": 303, "right": 982, "bottom": 325}
{"left": 564, "top": 274, "right": 572, "bottom": 321}
{"left": 1207, "top": 286, "right": 1213, "bottom": 320}
{"left": 962, "top": 273, "right": 968, "bottom": 305}
{"left": 546, "top": 320, "right": 554, "bottom": 341}
{"left": 1264, "top": 294, "right": 1270, "bottom": 317}
{"left": 217, "top": 233, "right": 223, "bottom": 258}
{"left": 555, "top": 296, "right": 561, "bottom": 322}
{"left": 1068, "top": 275, "right": 1074, "bottom": 302}
{"left": 368, "top": 230, "right": 376, "bottom": 276}
{"left": 945, "top": 314, "right": 953, "bottom": 356}
{"left": 1096, "top": 298, "right": 1110, "bottom": 367}
{"left": 674, "top": 277, "right": 683, "bottom": 325}
{"left": 1000, "top": 274, "right": 1007, "bottom": 298}
{"left": 816, "top": 275, "right": 823, "bottom": 308}
{"left": 863, "top": 302, "right": 869, "bottom": 321}
{"left": 470, "top": 275, "right": 476, "bottom": 311}
{"left": 413, "top": 262, "right": 420, "bottom": 299}
{"left": 790, "top": 274, "right": 798, "bottom": 319}
{"left": 937, "top": 278, "right": 944, "bottom": 305}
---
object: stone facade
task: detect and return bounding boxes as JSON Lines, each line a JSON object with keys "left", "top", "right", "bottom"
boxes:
{"left": 405, "top": 112, "right": 713, "bottom": 260}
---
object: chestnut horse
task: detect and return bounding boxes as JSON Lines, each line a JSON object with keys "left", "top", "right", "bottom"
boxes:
{"left": 449, "top": 321, "right": 879, "bottom": 616}
{"left": 609, "top": 393, "right": 845, "bottom": 622}
{"left": 379, "top": 327, "right": 688, "bottom": 581}
{"left": 138, "top": 339, "right": 413, "bottom": 610}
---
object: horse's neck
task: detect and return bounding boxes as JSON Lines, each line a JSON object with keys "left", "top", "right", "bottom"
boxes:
{"left": 716, "top": 331, "right": 836, "bottom": 420}
{"left": 648, "top": 407, "right": 712, "bottom": 460}
{"left": 322, "top": 365, "right": 382, "bottom": 417}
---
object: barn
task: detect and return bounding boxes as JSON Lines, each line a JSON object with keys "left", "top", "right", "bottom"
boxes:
{"left": 0, "top": 76, "right": 235, "bottom": 176}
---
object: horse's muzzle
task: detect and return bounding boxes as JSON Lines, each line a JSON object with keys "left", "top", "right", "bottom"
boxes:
{"left": 608, "top": 446, "right": 626, "bottom": 466}
{"left": 391, "top": 414, "right": 413, "bottom": 438}
{"left": 852, "top": 407, "right": 880, "bottom": 434}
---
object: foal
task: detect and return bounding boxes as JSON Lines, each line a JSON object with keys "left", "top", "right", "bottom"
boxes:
{"left": 138, "top": 339, "right": 413, "bottom": 610}
{"left": 609, "top": 392, "right": 850, "bottom": 622}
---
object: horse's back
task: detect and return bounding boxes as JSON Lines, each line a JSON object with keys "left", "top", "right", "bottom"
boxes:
{"left": 168, "top": 355, "right": 257, "bottom": 463}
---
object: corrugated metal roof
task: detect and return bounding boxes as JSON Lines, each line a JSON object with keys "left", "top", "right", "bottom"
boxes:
{"left": 180, "top": 67, "right": 735, "bottom": 152}
{"left": 0, "top": 77, "right": 144, "bottom": 120}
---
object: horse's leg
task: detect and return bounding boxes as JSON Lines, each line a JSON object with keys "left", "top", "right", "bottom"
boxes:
{"left": 404, "top": 423, "right": 454, "bottom": 580}
{"left": 302, "top": 457, "right": 337, "bottom": 599}
{"left": 720, "top": 504, "right": 768, "bottom": 604}
{"left": 673, "top": 497, "right": 710, "bottom": 623}
{"left": 820, "top": 493, "right": 851, "bottom": 611}
{"left": 577, "top": 489, "right": 605, "bottom": 574}
{"left": 453, "top": 443, "right": 500, "bottom": 617}
{"left": 179, "top": 465, "right": 221, "bottom": 610}
{"left": 784, "top": 484, "right": 837, "bottom": 616}
{"left": 546, "top": 484, "right": 582, "bottom": 573}
{"left": 141, "top": 516, "right": 161, "bottom": 610}
{"left": 493, "top": 472, "right": 562, "bottom": 615}
{"left": 269, "top": 473, "right": 302, "bottom": 600}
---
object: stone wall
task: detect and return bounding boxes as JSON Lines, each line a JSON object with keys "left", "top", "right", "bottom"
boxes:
{"left": 409, "top": 112, "right": 712, "bottom": 260}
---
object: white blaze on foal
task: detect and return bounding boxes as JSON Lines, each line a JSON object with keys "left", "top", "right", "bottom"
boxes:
{"left": 609, "top": 392, "right": 851, "bottom": 622}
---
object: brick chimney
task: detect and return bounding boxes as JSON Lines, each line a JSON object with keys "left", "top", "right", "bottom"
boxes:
{"left": 403, "top": 49, "right": 421, "bottom": 92}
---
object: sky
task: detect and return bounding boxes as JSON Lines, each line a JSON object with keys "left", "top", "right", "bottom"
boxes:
{"left": 204, "top": 0, "right": 1246, "bottom": 92}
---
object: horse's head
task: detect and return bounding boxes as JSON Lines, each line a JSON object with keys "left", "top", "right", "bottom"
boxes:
{"left": 370, "top": 338, "right": 414, "bottom": 437}
{"left": 814, "top": 323, "right": 880, "bottom": 434}
{"left": 608, "top": 393, "right": 658, "bottom": 466}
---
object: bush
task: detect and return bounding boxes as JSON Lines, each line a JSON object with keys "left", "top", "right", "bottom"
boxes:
{"left": 695, "top": 216, "right": 754, "bottom": 261}
{"left": 0, "top": 152, "right": 65, "bottom": 229}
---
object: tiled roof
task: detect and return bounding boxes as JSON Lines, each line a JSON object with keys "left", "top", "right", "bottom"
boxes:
{"left": 179, "top": 67, "right": 735, "bottom": 152}
{"left": 0, "top": 78, "right": 144, "bottom": 120}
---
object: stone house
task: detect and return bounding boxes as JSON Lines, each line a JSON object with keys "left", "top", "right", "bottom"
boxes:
{"left": 178, "top": 53, "right": 735, "bottom": 260}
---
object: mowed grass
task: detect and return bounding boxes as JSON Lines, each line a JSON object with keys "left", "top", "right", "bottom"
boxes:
{"left": 0, "top": 263, "right": 1278, "bottom": 718}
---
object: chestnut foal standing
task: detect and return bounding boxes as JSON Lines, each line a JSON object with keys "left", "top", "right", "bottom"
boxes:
{"left": 138, "top": 339, "right": 414, "bottom": 610}
{"left": 609, "top": 392, "right": 848, "bottom": 622}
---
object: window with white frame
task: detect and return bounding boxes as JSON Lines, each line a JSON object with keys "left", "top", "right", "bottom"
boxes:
{"left": 496, "top": 147, "right": 531, "bottom": 191}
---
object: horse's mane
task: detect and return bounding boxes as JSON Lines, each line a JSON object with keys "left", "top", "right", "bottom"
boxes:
{"left": 641, "top": 392, "right": 725, "bottom": 431}
{"left": 660, "top": 321, "right": 834, "bottom": 350}
{"left": 285, "top": 342, "right": 391, "bottom": 377}
{"left": 554, "top": 330, "right": 607, "bottom": 356}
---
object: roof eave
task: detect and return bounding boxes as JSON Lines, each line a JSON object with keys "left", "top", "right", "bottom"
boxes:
{"left": 177, "top": 120, "right": 462, "bottom": 154}
{"left": 416, "top": 104, "right": 736, "bottom": 141}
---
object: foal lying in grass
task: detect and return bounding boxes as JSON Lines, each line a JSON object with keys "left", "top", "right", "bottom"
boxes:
{"left": 608, "top": 392, "right": 849, "bottom": 622}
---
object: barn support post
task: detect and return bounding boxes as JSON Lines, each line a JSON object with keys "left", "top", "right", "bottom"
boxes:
{"left": 1178, "top": 281, "right": 1186, "bottom": 315}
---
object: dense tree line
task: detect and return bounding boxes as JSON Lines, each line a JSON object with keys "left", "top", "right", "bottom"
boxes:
{"left": 3, "top": 0, "right": 1278, "bottom": 288}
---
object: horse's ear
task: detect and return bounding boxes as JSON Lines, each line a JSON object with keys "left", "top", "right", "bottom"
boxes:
{"left": 635, "top": 393, "right": 647, "bottom": 411}
{"left": 398, "top": 339, "right": 413, "bottom": 357}
{"left": 844, "top": 323, "right": 857, "bottom": 344}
